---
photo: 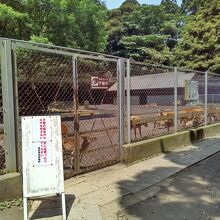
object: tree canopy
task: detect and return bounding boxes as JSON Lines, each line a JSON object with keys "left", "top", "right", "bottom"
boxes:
{"left": 106, "top": 0, "right": 183, "bottom": 65}
{"left": 0, "top": 0, "right": 107, "bottom": 52}
{"left": 175, "top": 0, "right": 220, "bottom": 73}
{"left": 0, "top": 0, "right": 219, "bottom": 72}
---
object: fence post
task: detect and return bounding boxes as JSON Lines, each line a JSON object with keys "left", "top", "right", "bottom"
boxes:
{"left": 126, "top": 59, "right": 131, "bottom": 144}
{"left": 118, "top": 59, "right": 125, "bottom": 151}
{"left": 174, "top": 67, "right": 178, "bottom": 133}
{"left": 205, "top": 71, "right": 208, "bottom": 125}
{"left": 12, "top": 49, "right": 21, "bottom": 172}
{"left": 0, "top": 39, "right": 17, "bottom": 172}
{"left": 72, "top": 55, "right": 80, "bottom": 173}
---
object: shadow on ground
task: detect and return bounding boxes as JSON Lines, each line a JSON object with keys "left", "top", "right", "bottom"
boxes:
{"left": 30, "top": 194, "right": 75, "bottom": 219}
{"left": 117, "top": 138, "right": 220, "bottom": 220}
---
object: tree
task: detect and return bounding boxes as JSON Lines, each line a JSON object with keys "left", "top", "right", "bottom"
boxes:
{"left": 106, "top": 2, "right": 183, "bottom": 65}
{"left": 0, "top": 3, "right": 30, "bottom": 39}
{"left": 161, "top": 0, "right": 180, "bottom": 15}
{"left": 24, "top": 0, "right": 108, "bottom": 52}
{"left": 175, "top": 0, "right": 220, "bottom": 73}
{"left": 181, "top": 0, "right": 201, "bottom": 15}
{"left": 119, "top": 34, "right": 172, "bottom": 64}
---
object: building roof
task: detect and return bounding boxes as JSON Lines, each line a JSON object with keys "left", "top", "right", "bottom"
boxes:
{"left": 108, "top": 72, "right": 196, "bottom": 91}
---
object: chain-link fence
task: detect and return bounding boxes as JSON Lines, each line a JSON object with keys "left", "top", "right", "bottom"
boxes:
{"left": 15, "top": 48, "right": 75, "bottom": 177}
{"left": 76, "top": 57, "right": 119, "bottom": 173}
{"left": 177, "top": 68, "right": 206, "bottom": 131}
{"left": 1, "top": 38, "right": 220, "bottom": 177}
{"left": 126, "top": 62, "right": 175, "bottom": 142}
{"left": 11, "top": 41, "right": 120, "bottom": 178}
{"left": 207, "top": 72, "right": 220, "bottom": 125}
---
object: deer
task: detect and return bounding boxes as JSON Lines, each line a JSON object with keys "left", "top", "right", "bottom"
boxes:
{"left": 130, "top": 115, "right": 148, "bottom": 139}
{"left": 61, "top": 123, "right": 97, "bottom": 168}
{"left": 179, "top": 107, "right": 204, "bottom": 128}
{"left": 153, "top": 110, "right": 174, "bottom": 134}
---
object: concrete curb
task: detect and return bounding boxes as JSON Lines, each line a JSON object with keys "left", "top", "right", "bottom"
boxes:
{"left": 0, "top": 172, "right": 22, "bottom": 202}
{"left": 122, "top": 123, "right": 220, "bottom": 164}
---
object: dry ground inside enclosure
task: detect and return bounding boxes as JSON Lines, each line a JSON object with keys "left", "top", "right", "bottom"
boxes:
{"left": 62, "top": 104, "right": 220, "bottom": 172}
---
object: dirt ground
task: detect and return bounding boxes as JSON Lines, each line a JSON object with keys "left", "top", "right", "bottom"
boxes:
{"left": 118, "top": 152, "right": 220, "bottom": 220}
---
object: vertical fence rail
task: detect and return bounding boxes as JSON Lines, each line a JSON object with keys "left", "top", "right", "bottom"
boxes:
{"left": 174, "top": 67, "right": 178, "bottom": 132}
{"left": 0, "top": 40, "right": 17, "bottom": 172}
{"left": 12, "top": 49, "right": 21, "bottom": 172}
{"left": 72, "top": 55, "right": 80, "bottom": 173}
{"left": 205, "top": 71, "right": 208, "bottom": 126}
{"left": 118, "top": 59, "right": 125, "bottom": 150}
{"left": 126, "top": 59, "right": 131, "bottom": 144}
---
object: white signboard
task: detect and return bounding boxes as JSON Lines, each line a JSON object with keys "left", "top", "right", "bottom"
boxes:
{"left": 185, "top": 80, "right": 199, "bottom": 101}
{"left": 22, "top": 116, "right": 66, "bottom": 220}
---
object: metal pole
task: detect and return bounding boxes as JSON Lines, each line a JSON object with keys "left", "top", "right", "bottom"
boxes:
{"left": 127, "top": 59, "right": 131, "bottom": 143}
{"left": 118, "top": 59, "right": 125, "bottom": 150}
{"left": 23, "top": 197, "right": 28, "bottom": 220}
{"left": 12, "top": 49, "right": 20, "bottom": 172}
{"left": 0, "top": 39, "right": 17, "bottom": 172}
{"left": 72, "top": 55, "right": 80, "bottom": 173}
{"left": 205, "top": 71, "right": 208, "bottom": 125}
{"left": 61, "top": 192, "right": 67, "bottom": 220}
{"left": 174, "top": 67, "right": 178, "bottom": 133}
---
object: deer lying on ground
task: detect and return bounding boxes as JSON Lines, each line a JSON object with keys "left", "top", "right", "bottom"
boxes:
{"left": 207, "top": 106, "right": 220, "bottom": 123}
{"left": 179, "top": 107, "right": 204, "bottom": 128}
{"left": 153, "top": 110, "right": 174, "bottom": 133}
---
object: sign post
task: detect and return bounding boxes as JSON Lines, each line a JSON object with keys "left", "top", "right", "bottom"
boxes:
{"left": 22, "top": 115, "right": 66, "bottom": 220}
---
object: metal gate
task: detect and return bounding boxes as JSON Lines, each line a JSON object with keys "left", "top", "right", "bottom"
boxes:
{"left": 8, "top": 40, "right": 120, "bottom": 178}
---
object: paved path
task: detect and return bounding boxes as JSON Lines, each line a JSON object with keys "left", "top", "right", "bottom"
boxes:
{"left": 19, "top": 136, "right": 220, "bottom": 219}
{"left": 117, "top": 152, "right": 220, "bottom": 220}
{"left": 30, "top": 136, "right": 220, "bottom": 220}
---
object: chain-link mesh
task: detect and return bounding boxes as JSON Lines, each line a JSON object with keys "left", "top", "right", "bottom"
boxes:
{"left": 129, "top": 62, "right": 175, "bottom": 141}
{"left": 16, "top": 49, "right": 75, "bottom": 177}
{"left": 1, "top": 39, "right": 218, "bottom": 178}
{"left": 177, "top": 68, "right": 205, "bottom": 131}
{"left": 76, "top": 57, "right": 119, "bottom": 173}
{"left": 207, "top": 73, "right": 220, "bottom": 125}
{"left": 0, "top": 62, "right": 5, "bottom": 175}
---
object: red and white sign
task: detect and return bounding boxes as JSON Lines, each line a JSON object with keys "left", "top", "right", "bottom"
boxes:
{"left": 22, "top": 116, "right": 66, "bottom": 220}
{"left": 91, "top": 76, "right": 109, "bottom": 89}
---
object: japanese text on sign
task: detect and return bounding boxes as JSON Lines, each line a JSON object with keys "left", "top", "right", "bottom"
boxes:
{"left": 91, "top": 76, "right": 109, "bottom": 89}
{"left": 32, "top": 117, "right": 52, "bottom": 166}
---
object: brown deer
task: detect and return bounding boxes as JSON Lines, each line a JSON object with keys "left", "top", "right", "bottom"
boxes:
{"left": 153, "top": 110, "right": 174, "bottom": 134}
{"left": 61, "top": 123, "right": 97, "bottom": 167}
{"left": 130, "top": 115, "right": 148, "bottom": 139}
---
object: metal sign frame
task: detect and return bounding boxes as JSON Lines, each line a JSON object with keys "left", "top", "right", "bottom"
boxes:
{"left": 22, "top": 115, "right": 66, "bottom": 220}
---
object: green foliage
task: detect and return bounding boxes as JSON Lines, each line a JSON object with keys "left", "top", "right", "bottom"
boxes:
{"left": 0, "top": 0, "right": 107, "bottom": 52}
{"left": 0, "top": 197, "right": 22, "bottom": 211}
{"left": 30, "top": 35, "right": 52, "bottom": 44}
{"left": 0, "top": 0, "right": 218, "bottom": 73}
{"left": 119, "top": 35, "right": 172, "bottom": 64}
{"left": 0, "top": 3, "right": 30, "bottom": 39}
{"left": 106, "top": 1, "right": 183, "bottom": 65}
{"left": 175, "top": 0, "right": 220, "bottom": 73}
{"left": 181, "top": 0, "right": 201, "bottom": 15}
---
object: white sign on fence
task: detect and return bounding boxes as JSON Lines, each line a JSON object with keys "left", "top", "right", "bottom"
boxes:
{"left": 185, "top": 80, "right": 199, "bottom": 101}
{"left": 22, "top": 115, "right": 66, "bottom": 220}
